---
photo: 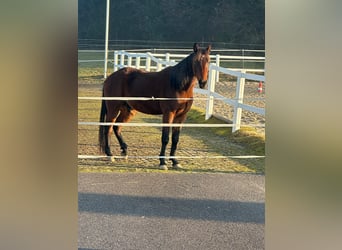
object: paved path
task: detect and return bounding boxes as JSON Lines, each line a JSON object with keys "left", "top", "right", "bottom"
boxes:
{"left": 78, "top": 172, "right": 264, "bottom": 250}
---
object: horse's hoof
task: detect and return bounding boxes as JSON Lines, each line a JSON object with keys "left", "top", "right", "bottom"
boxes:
{"left": 172, "top": 164, "right": 184, "bottom": 170}
{"left": 121, "top": 152, "right": 128, "bottom": 160}
{"left": 107, "top": 156, "right": 115, "bottom": 162}
{"left": 159, "top": 165, "right": 168, "bottom": 170}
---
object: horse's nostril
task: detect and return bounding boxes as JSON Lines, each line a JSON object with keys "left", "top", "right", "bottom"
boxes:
{"left": 199, "top": 80, "right": 207, "bottom": 89}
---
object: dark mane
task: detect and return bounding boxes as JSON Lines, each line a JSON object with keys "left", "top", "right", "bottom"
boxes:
{"left": 169, "top": 53, "right": 195, "bottom": 91}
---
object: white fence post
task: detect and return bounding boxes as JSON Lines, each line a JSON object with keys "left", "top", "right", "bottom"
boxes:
{"left": 145, "top": 53, "right": 151, "bottom": 71}
{"left": 205, "top": 65, "right": 217, "bottom": 120}
{"left": 157, "top": 63, "right": 162, "bottom": 71}
{"left": 232, "top": 70, "right": 246, "bottom": 132}
{"left": 135, "top": 56, "right": 140, "bottom": 69}
{"left": 127, "top": 56, "right": 132, "bottom": 67}
{"left": 113, "top": 51, "right": 118, "bottom": 72}
{"left": 165, "top": 53, "right": 170, "bottom": 65}
{"left": 119, "top": 51, "right": 125, "bottom": 69}
{"left": 215, "top": 54, "right": 220, "bottom": 82}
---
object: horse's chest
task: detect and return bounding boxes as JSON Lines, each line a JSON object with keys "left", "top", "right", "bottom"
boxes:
{"left": 174, "top": 100, "right": 193, "bottom": 115}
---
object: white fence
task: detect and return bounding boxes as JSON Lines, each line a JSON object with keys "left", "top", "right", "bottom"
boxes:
{"left": 111, "top": 50, "right": 265, "bottom": 132}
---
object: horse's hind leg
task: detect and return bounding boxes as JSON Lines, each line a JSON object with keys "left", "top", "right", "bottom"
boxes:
{"left": 103, "top": 125, "right": 112, "bottom": 156}
{"left": 104, "top": 104, "right": 121, "bottom": 162}
{"left": 113, "top": 124, "right": 127, "bottom": 158}
{"left": 113, "top": 104, "right": 136, "bottom": 158}
{"left": 101, "top": 122, "right": 115, "bottom": 162}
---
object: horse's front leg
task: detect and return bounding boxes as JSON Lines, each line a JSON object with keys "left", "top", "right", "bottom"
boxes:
{"left": 170, "top": 126, "right": 182, "bottom": 169}
{"left": 159, "top": 112, "right": 175, "bottom": 170}
{"left": 170, "top": 113, "right": 187, "bottom": 169}
{"left": 159, "top": 127, "right": 170, "bottom": 170}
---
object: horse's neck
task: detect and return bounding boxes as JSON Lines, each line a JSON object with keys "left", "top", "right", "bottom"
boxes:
{"left": 170, "top": 54, "right": 196, "bottom": 91}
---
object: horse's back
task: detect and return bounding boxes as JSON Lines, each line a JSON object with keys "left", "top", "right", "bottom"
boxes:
{"left": 103, "top": 67, "right": 145, "bottom": 97}
{"left": 103, "top": 67, "right": 177, "bottom": 115}
{"left": 105, "top": 67, "right": 171, "bottom": 97}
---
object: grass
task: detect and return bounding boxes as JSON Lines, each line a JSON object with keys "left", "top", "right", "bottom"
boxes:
{"left": 78, "top": 67, "right": 106, "bottom": 83}
{"left": 186, "top": 107, "right": 265, "bottom": 156}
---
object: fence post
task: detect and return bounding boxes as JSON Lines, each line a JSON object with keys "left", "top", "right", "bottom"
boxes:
{"left": 114, "top": 51, "right": 118, "bottom": 72}
{"left": 127, "top": 56, "right": 132, "bottom": 67}
{"left": 205, "top": 65, "right": 217, "bottom": 120}
{"left": 215, "top": 54, "right": 220, "bottom": 82}
{"left": 232, "top": 70, "right": 246, "bottom": 132}
{"left": 135, "top": 56, "right": 140, "bottom": 69}
{"left": 157, "top": 63, "right": 162, "bottom": 71}
{"left": 156, "top": 56, "right": 163, "bottom": 71}
{"left": 120, "top": 51, "right": 125, "bottom": 69}
{"left": 165, "top": 53, "right": 170, "bottom": 65}
{"left": 145, "top": 53, "right": 151, "bottom": 71}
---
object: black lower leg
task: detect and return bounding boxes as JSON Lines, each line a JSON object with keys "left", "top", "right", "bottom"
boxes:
{"left": 159, "top": 128, "right": 169, "bottom": 166}
{"left": 170, "top": 128, "right": 180, "bottom": 166}
{"left": 104, "top": 126, "right": 112, "bottom": 156}
{"left": 113, "top": 126, "right": 128, "bottom": 156}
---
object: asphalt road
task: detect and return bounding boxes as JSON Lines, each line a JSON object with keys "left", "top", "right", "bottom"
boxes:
{"left": 78, "top": 172, "right": 264, "bottom": 250}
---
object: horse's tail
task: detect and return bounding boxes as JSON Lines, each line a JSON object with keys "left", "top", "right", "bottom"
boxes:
{"left": 99, "top": 89, "right": 107, "bottom": 153}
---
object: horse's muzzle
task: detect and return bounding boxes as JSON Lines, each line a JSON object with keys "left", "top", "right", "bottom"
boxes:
{"left": 199, "top": 80, "right": 207, "bottom": 89}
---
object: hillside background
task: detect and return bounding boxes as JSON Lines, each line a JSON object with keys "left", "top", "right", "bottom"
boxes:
{"left": 78, "top": 0, "right": 264, "bottom": 50}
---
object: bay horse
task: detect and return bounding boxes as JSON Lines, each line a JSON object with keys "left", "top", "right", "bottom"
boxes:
{"left": 99, "top": 43, "right": 211, "bottom": 170}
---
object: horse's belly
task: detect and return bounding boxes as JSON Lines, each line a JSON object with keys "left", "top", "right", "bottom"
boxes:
{"left": 128, "top": 101, "right": 162, "bottom": 115}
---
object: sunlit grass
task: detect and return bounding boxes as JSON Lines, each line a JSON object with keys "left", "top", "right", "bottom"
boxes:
{"left": 187, "top": 107, "right": 265, "bottom": 156}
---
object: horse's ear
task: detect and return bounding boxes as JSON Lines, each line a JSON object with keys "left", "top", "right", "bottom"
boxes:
{"left": 193, "top": 43, "right": 199, "bottom": 53}
{"left": 206, "top": 44, "right": 211, "bottom": 53}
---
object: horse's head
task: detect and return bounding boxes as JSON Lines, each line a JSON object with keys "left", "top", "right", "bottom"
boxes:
{"left": 192, "top": 43, "right": 211, "bottom": 89}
